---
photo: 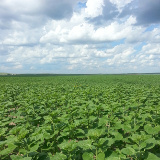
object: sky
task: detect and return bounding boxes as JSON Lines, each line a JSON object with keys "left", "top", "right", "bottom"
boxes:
{"left": 0, "top": 0, "right": 160, "bottom": 74}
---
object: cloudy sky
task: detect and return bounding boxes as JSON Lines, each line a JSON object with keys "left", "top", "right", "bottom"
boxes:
{"left": 0, "top": 0, "right": 160, "bottom": 74}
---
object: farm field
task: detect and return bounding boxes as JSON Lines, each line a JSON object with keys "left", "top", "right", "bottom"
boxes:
{"left": 0, "top": 75, "right": 160, "bottom": 160}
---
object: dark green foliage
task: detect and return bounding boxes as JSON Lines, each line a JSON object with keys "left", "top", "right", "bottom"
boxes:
{"left": 0, "top": 75, "right": 160, "bottom": 160}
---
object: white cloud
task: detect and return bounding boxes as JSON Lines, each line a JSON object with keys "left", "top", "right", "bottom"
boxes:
{"left": 3, "top": 32, "right": 28, "bottom": 45}
{"left": 85, "top": 0, "right": 104, "bottom": 17}
{"left": 14, "top": 63, "right": 23, "bottom": 69}
{"left": 0, "top": 1, "right": 160, "bottom": 74}
{"left": 142, "top": 43, "right": 160, "bottom": 55}
{"left": 110, "top": 0, "right": 133, "bottom": 11}
{"left": 1, "top": 0, "right": 40, "bottom": 13}
{"left": 40, "top": 15, "right": 139, "bottom": 44}
{"left": 0, "top": 0, "right": 77, "bottom": 31}
{"left": 104, "top": 44, "right": 135, "bottom": 65}
{"left": 68, "top": 23, "right": 94, "bottom": 42}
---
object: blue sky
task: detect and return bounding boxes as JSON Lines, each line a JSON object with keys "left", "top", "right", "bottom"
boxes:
{"left": 0, "top": 0, "right": 160, "bottom": 74}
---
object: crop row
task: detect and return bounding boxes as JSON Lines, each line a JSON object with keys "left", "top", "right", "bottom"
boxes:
{"left": 0, "top": 75, "right": 160, "bottom": 160}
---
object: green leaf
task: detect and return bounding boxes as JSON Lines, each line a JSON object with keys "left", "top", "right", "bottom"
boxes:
{"left": 21, "top": 157, "right": 32, "bottom": 160}
{"left": 145, "top": 138, "right": 157, "bottom": 150}
{"left": 106, "top": 157, "right": 119, "bottom": 160}
{"left": 121, "top": 147, "right": 135, "bottom": 156}
{"left": 87, "top": 129, "right": 105, "bottom": 138}
{"left": 107, "top": 138, "right": 115, "bottom": 146}
{"left": 153, "top": 126, "right": 160, "bottom": 134}
{"left": 50, "top": 153, "right": 67, "bottom": 160}
{"left": 98, "top": 117, "right": 108, "bottom": 127}
{"left": 11, "top": 157, "right": 32, "bottom": 160}
{"left": 114, "top": 122, "right": 123, "bottom": 130}
{"left": 98, "top": 137, "right": 115, "bottom": 147}
{"left": 133, "top": 125, "right": 140, "bottom": 132}
{"left": 112, "top": 132, "right": 123, "bottom": 141}
{"left": 10, "top": 155, "right": 22, "bottom": 160}
{"left": 58, "top": 140, "right": 77, "bottom": 151}
{"left": 0, "top": 143, "right": 16, "bottom": 155}
{"left": 89, "top": 116, "right": 97, "bottom": 121}
{"left": 146, "top": 152, "right": 160, "bottom": 160}
{"left": 123, "top": 123, "right": 133, "bottom": 132}
{"left": 19, "top": 149, "right": 28, "bottom": 154}
{"left": 82, "top": 152, "right": 94, "bottom": 160}
{"left": 76, "top": 128, "right": 85, "bottom": 134}
{"left": 9, "top": 126, "right": 21, "bottom": 135}
{"left": 29, "top": 143, "right": 40, "bottom": 152}
{"left": 0, "top": 141, "right": 6, "bottom": 147}
{"left": 97, "top": 152, "right": 105, "bottom": 160}
{"left": 106, "top": 150, "right": 120, "bottom": 159}
{"left": 77, "top": 140, "right": 94, "bottom": 150}
{"left": 0, "top": 148, "right": 10, "bottom": 155}
{"left": 131, "top": 134, "right": 141, "bottom": 143}
{"left": 0, "top": 127, "right": 8, "bottom": 136}
{"left": 144, "top": 124, "right": 160, "bottom": 135}
{"left": 98, "top": 138, "right": 108, "bottom": 146}
{"left": 6, "top": 102, "right": 13, "bottom": 107}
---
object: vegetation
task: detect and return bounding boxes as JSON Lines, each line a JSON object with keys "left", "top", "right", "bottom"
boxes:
{"left": 0, "top": 75, "right": 160, "bottom": 160}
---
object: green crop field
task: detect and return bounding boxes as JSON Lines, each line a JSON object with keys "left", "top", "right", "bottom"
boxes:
{"left": 0, "top": 75, "right": 160, "bottom": 160}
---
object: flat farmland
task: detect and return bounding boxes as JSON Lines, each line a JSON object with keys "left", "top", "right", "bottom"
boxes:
{"left": 0, "top": 75, "right": 160, "bottom": 160}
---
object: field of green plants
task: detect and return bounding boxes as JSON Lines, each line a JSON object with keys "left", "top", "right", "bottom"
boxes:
{"left": 0, "top": 75, "right": 160, "bottom": 160}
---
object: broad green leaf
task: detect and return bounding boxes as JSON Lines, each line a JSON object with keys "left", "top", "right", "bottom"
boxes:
{"left": 98, "top": 117, "right": 108, "bottom": 127}
{"left": 43, "top": 132, "right": 51, "bottom": 140}
{"left": 112, "top": 132, "right": 123, "bottom": 141}
{"left": 58, "top": 140, "right": 77, "bottom": 151}
{"left": 50, "top": 153, "right": 67, "bottom": 160}
{"left": 153, "top": 125, "right": 160, "bottom": 134}
{"left": 107, "top": 138, "right": 115, "bottom": 146}
{"left": 133, "top": 125, "right": 140, "bottom": 132}
{"left": 105, "top": 157, "right": 119, "bottom": 160}
{"left": 113, "top": 122, "right": 123, "bottom": 130}
{"left": 97, "top": 152, "right": 105, "bottom": 160}
{"left": 77, "top": 140, "right": 94, "bottom": 150}
{"left": 146, "top": 152, "right": 160, "bottom": 160}
{"left": 98, "top": 138, "right": 108, "bottom": 146}
{"left": 19, "top": 149, "right": 28, "bottom": 154}
{"left": 98, "top": 137, "right": 115, "bottom": 147}
{"left": 21, "top": 157, "right": 32, "bottom": 160}
{"left": 121, "top": 147, "right": 135, "bottom": 155}
{"left": 131, "top": 134, "right": 141, "bottom": 143}
{"left": 105, "top": 152, "right": 120, "bottom": 160}
{"left": 89, "top": 116, "right": 97, "bottom": 121}
{"left": 76, "top": 128, "right": 85, "bottom": 134}
{"left": 10, "top": 155, "right": 22, "bottom": 160}
{"left": 0, "top": 143, "right": 16, "bottom": 155}
{"left": 144, "top": 138, "right": 157, "bottom": 149}
{"left": 29, "top": 143, "right": 39, "bottom": 152}
{"left": 144, "top": 124, "right": 160, "bottom": 135}
{"left": 144, "top": 124, "right": 154, "bottom": 134}
{"left": 11, "top": 156, "right": 32, "bottom": 160}
{"left": 9, "top": 126, "right": 21, "bottom": 135}
{"left": 82, "top": 152, "right": 94, "bottom": 160}
{"left": 6, "top": 102, "right": 13, "bottom": 107}
{"left": 0, "top": 127, "right": 8, "bottom": 136}
{"left": 87, "top": 129, "right": 105, "bottom": 138}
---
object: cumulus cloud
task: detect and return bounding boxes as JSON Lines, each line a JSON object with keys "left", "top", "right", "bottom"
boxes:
{"left": 85, "top": 0, "right": 104, "bottom": 18}
{"left": 0, "top": 0, "right": 77, "bottom": 29}
{"left": 142, "top": 43, "right": 160, "bottom": 55}
{"left": 119, "top": 0, "right": 160, "bottom": 26}
{"left": 40, "top": 15, "right": 139, "bottom": 44}
{"left": 110, "top": 0, "right": 133, "bottom": 11}
{"left": 0, "top": 0, "right": 160, "bottom": 73}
